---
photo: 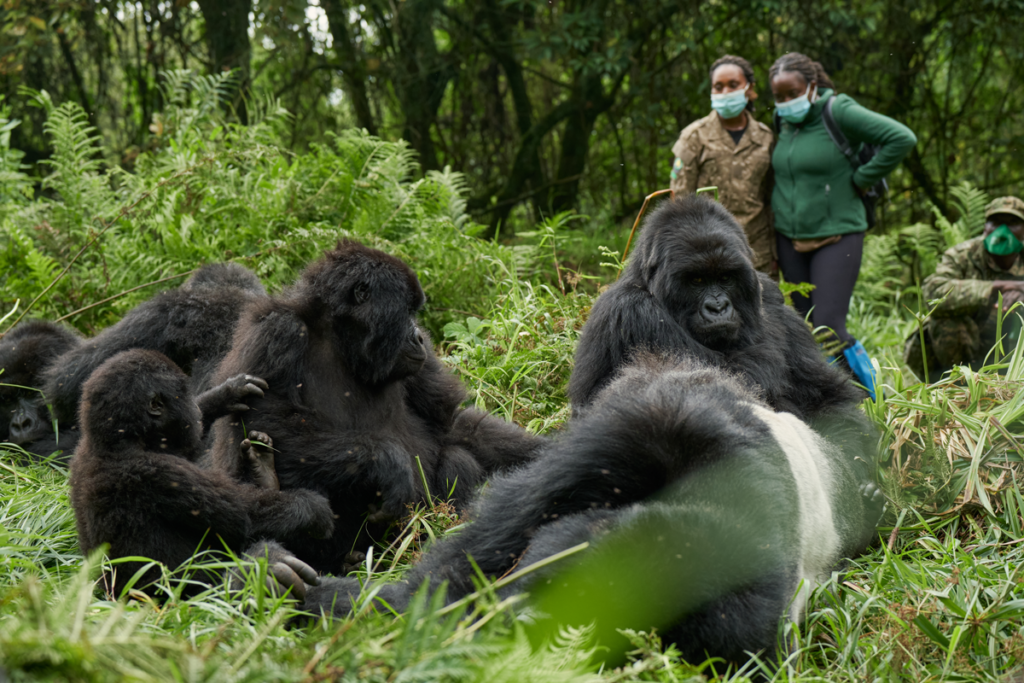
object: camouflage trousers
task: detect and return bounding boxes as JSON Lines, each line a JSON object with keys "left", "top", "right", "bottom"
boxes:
{"left": 904, "top": 312, "right": 1021, "bottom": 381}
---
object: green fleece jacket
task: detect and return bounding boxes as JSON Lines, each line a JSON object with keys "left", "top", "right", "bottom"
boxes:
{"left": 772, "top": 88, "right": 917, "bottom": 239}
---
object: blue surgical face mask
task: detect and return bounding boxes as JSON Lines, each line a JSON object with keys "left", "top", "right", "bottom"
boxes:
{"left": 711, "top": 85, "right": 749, "bottom": 119}
{"left": 775, "top": 84, "right": 816, "bottom": 124}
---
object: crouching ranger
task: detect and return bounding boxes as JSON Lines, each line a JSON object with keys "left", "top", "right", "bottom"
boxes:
{"left": 905, "top": 196, "right": 1024, "bottom": 381}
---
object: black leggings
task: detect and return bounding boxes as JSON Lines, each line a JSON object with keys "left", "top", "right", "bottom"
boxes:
{"left": 776, "top": 232, "right": 864, "bottom": 344}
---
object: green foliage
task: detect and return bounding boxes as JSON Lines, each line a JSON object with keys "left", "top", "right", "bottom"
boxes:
{"left": 932, "top": 182, "right": 991, "bottom": 249}
{"left": 0, "top": 78, "right": 510, "bottom": 337}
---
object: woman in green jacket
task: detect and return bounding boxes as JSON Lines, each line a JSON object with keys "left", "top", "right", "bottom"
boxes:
{"left": 770, "top": 52, "right": 916, "bottom": 399}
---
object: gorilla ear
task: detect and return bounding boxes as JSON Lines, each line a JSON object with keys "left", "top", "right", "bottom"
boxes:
{"left": 353, "top": 282, "right": 370, "bottom": 305}
{"left": 147, "top": 393, "right": 164, "bottom": 417}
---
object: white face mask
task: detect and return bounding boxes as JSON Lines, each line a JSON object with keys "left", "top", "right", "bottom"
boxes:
{"left": 710, "top": 84, "right": 749, "bottom": 119}
{"left": 775, "top": 84, "right": 816, "bottom": 124}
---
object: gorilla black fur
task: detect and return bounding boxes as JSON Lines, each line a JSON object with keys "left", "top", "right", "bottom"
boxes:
{"left": 70, "top": 349, "right": 335, "bottom": 599}
{"left": 568, "top": 194, "right": 862, "bottom": 420}
{"left": 43, "top": 262, "right": 267, "bottom": 432}
{"left": 0, "top": 320, "right": 82, "bottom": 462}
{"left": 305, "top": 355, "right": 880, "bottom": 669}
{"left": 209, "top": 240, "right": 544, "bottom": 574}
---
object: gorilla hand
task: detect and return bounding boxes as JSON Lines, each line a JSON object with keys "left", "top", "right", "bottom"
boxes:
{"left": 241, "top": 430, "right": 278, "bottom": 490}
{"left": 196, "top": 374, "right": 269, "bottom": 421}
{"left": 236, "top": 541, "right": 321, "bottom": 600}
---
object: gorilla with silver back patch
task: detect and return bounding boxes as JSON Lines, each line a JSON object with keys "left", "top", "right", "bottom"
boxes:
{"left": 209, "top": 240, "right": 544, "bottom": 575}
{"left": 70, "top": 349, "right": 335, "bottom": 600}
{"left": 0, "top": 320, "right": 82, "bottom": 462}
{"left": 568, "top": 194, "right": 862, "bottom": 420}
{"left": 304, "top": 355, "right": 880, "bottom": 670}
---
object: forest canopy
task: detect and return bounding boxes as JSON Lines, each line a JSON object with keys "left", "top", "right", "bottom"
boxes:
{"left": 2, "top": 0, "right": 1023, "bottom": 236}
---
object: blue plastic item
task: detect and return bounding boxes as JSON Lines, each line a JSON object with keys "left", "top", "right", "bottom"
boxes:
{"left": 841, "top": 340, "right": 877, "bottom": 401}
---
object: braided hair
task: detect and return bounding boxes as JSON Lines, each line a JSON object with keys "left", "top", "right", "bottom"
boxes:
{"left": 709, "top": 55, "right": 757, "bottom": 112}
{"left": 768, "top": 52, "right": 835, "bottom": 91}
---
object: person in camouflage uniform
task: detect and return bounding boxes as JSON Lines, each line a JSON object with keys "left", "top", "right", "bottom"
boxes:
{"left": 670, "top": 55, "right": 775, "bottom": 274}
{"left": 905, "top": 196, "right": 1024, "bottom": 381}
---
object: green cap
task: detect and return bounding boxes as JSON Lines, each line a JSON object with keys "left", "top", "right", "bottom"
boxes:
{"left": 984, "top": 196, "right": 1024, "bottom": 223}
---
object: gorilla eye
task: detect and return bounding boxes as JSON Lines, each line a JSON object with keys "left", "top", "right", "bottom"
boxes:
{"left": 148, "top": 395, "right": 164, "bottom": 417}
{"left": 353, "top": 283, "right": 370, "bottom": 305}
{"left": 691, "top": 277, "right": 704, "bottom": 285}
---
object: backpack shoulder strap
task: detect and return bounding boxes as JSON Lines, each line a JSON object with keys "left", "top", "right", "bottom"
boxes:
{"left": 772, "top": 110, "right": 781, "bottom": 135}
{"left": 821, "top": 96, "right": 859, "bottom": 168}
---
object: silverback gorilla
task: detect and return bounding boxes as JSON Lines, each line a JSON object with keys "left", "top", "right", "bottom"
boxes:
{"left": 209, "top": 241, "right": 544, "bottom": 574}
{"left": 305, "top": 355, "right": 880, "bottom": 669}
{"left": 0, "top": 320, "right": 82, "bottom": 461}
{"left": 43, "top": 262, "right": 268, "bottom": 435}
{"left": 71, "top": 349, "right": 335, "bottom": 599}
{"left": 568, "top": 194, "right": 862, "bottom": 420}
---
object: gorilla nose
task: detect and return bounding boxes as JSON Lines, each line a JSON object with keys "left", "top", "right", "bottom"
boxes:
{"left": 9, "top": 409, "right": 39, "bottom": 443}
{"left": 412, "top": 329, "right": 424, "bottom": 346}
{"left": 702, "top": 297, "right": 733, "bottom": 319}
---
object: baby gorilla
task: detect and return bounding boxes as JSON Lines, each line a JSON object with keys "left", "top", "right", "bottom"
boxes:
{"left": 70, "top": 349, "right": 336, "bottom": 600}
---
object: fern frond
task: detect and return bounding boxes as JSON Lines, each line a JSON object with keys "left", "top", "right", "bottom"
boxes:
{"left": 948, "top": 181, "right": 990, "bottom": 238}
{"left": 40, "top": 101, "right": 103, "bottom": 183}
{"left": 192, "top": 70, "right": 240, "bottom": 119}
{"left": 158, "top": 69, "right": 194, "bottom": 108}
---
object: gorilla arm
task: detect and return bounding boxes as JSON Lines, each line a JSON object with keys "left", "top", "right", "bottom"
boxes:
{"left": 195, "top": 374, "right": 269, "bottom": 429}
{"left": 567, "top": 285, "right": 706, "bottom": 414}
{"left": 403, "top": 344, "right": 546, "bottom": 496}
{"left": 118, "top": 437, "right": 333, "bottom": 546}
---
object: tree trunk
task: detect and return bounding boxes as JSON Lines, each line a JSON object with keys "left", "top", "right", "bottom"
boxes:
{"left": 549, "top": 73, "right": 610, "bottom": 214}
{"left": 322, "top": 0, "right": 377, "bottom": 135}
{"left": 393, "top": 0, "right": 452, "bottom": 171}
{"left": 196, "top": 0, "right": 251, "bottom": 124}
{"left": 481, "top": 0, "right": 546, "bottom": 218}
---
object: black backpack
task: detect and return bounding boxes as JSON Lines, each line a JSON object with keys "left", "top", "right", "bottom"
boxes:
{"left": 774, "top": 95, "right": 887, "bottom": 228}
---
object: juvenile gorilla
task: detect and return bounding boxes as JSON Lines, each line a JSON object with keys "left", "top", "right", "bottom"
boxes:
{"left": 70, "top": 349, "right": 335, "bottom": 599}
{"left": 306, "top": 356, "right": 881, "bottom": 668}
{"left": 43, "top": 262, "right": 268, "bottom": 432}
{"left": 210, "top": 240, "right": 544, "bottom": 574}
{"left": 568, "top": 194, "right": 862, "bottom": 420}
{"left": 0, "top": 320, "right": 82, "bottom": 462}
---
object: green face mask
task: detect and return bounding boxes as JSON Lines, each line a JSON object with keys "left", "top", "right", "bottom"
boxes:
{"left": 984, "top": 224, "right": 1024, "bottom": 256}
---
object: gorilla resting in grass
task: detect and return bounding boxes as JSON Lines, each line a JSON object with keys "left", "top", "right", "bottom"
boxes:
{"left": 568, "top": 194, "right": 863, "bottom": 420}
{"left": 209, "top": 240, "right": 545, "bottom": 575}
{"left": 304, "top": 355, "right": 881, "bottom": 670}
{"left": 0, "top": 320, "right": 82, "bottom": 462}
{"left": 43, "top": 262, "right": 268, "bottom": 437}
{"left": 70, "top": 349, "right": 335, "bottom": 600}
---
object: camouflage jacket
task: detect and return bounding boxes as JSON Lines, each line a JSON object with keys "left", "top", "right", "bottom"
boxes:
{"left": 670, "top": 110, "right": 775, "bottom": 270}
{"left": 923, "top": 236, "right": 1024, "bottom": 318}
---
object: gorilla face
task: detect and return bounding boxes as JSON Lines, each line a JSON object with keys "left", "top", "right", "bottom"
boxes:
{"left": 641, "top": 207, "right": 762, "bottom": 349}
{"left": 674, "top": 254, "right": 759, "bottom": 347}
{"left": 305, "top": 240, "right": 427, "bottom": 386}
{"left": 80, "top": 349, "right": 203, "bottom": 456}
{"left": 4, "top": 395, "right": 50, "bottom": 445}
{"left": 1, "top": 321, "right": 80, "bottom": 446}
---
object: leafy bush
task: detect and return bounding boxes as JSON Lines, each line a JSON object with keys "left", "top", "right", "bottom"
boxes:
{"left": 0, "top": 73, "right": 512, "bottom": 337}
